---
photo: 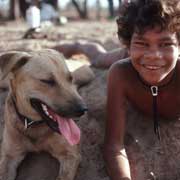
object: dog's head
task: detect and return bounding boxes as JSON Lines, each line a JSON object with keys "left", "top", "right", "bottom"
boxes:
{"left": 0, "top": 49, "right": 87, "bottom": 145}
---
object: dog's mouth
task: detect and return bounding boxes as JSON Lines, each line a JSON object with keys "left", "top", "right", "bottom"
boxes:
{"left": 30, "top": 98, "right": 80, "bottom": 146}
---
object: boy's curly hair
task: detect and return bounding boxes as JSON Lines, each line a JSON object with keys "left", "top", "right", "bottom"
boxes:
{"left": 116, "top": 0, "right": 180, "bottom": 47}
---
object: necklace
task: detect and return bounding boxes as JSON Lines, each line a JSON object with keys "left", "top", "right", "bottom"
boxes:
{"left": 151, "top": 86, "right": 160, "bottom": 140}
{"left": 136, "top": 69, "right": 176, "bottom": 141}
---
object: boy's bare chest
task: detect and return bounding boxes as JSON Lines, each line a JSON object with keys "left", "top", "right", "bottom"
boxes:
{"left": 128, "top": 86, "right": 180, "bottom": 119}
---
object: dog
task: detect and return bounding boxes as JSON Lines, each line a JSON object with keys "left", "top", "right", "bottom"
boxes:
{"left": 0, "top": 49, "right": 88, "bottom": 180}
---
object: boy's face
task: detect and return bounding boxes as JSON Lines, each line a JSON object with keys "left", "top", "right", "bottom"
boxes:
{"left": 129, "top": 27, "right": 180, "bottom": 86}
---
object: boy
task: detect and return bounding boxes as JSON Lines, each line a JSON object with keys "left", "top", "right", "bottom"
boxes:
{"left": 54, "top": 0, "right": 180, "bottom": 179}
{"left": 104, "top": 0, "right": 180, "bottom": 180}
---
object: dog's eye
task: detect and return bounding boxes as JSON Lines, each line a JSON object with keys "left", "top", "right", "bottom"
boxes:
{"left": 68, "top": 74, "right": 73, "bottom": 82}
{"left": 40, "top": 79, "right": 56, "bottom": 86}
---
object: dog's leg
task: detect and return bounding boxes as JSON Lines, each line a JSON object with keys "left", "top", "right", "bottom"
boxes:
{"left": 55, "top": 153, "right": 81, "bottom": 180}
{"left": 46, "top": 135, "right": 81, "bottom": 180}
{"left": 0, "top": 128, "right": 26, "bottom": 180}
{"left": 0, "top": 152, "right": 25, "bottom": 180}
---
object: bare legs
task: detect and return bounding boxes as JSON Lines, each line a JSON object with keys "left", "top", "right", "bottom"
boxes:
{"left": 53, "top": 40, "right": 128, "bottom": 69}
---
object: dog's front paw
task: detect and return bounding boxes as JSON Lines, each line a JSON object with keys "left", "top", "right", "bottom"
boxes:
{"left": 0, "top": 162, "right": 7, "bottom": 180}
{"left": 0, "top": 169, "right": 14, "bottom": 180}
{"left": 56, "top": 177, "right": 75, "bottom": 180}
{"left": 0, "top": 153, "right": 25, "bottom": 180}
{"left": 56, "top": 172, "right": 75, "bottom": 180}
{"left": 0, "top": 168, "right": 7, "bottom": 180}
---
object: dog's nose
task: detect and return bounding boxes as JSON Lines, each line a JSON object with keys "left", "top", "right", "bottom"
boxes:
{"left": 75, "top": 105, "right": 88, "bottom": 117}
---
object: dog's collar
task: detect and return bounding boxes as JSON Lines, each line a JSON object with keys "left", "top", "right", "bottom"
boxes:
{"left": 12, "top": 97, "right": 45, "bottom": 129}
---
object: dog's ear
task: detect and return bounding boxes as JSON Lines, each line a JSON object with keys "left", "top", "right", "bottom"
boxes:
{"left": 0, "top": 51, "right": 31, "bottom": 79}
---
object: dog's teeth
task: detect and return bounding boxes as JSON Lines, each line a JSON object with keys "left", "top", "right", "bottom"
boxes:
{"left": 41, "top": 104, "right": 54, "bottom": 120}
{"left": 49, "top": 115, "right": 53, "bottom": 119}
{"left": 42, "top": 104, "right": 47, "bottom": 111}
{"left": 45, "top": 110, "right": 49, "bottom": 116}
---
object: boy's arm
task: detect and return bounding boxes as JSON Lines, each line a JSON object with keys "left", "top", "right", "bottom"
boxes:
{"left": 104, "top": 64, "right": 131, "bottom": 180}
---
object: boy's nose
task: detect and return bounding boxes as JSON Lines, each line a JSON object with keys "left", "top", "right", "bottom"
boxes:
{"left": 145, "top": 48, "right": 163, "bottom": 60}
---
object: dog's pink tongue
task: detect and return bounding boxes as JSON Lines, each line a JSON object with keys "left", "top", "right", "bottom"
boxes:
{"left": 55, "top": 115, "right": 80, "bottom": 146}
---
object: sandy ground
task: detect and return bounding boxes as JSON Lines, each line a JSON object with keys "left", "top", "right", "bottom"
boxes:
{"left": 0, "top": 20, "right": 180, "bottom": 180}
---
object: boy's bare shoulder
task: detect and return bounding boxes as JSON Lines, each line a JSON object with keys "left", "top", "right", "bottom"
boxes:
{"left": 113, "top": 57, "right": 131, "bottom": 67}
{"left": 109, "top": 58, "right": 132, "bottom": 77}
{"left": 108, "top": 58, "right": 134, "bottom": 93}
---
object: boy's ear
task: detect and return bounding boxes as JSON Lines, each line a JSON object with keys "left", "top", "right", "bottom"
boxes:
{"left": 0, "top": 51, "right": 31, "bottom": 80}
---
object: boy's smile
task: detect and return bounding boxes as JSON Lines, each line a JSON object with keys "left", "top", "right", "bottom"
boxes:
{"left": 129, "top": 27, "right": 180, "bottom": 86}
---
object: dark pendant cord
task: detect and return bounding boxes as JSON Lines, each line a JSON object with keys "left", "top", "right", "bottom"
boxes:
{"left": 135, "top": 69, "right": 176, "bottom": 141}
{"left": 151, "top": 86, "right": 161, "bottom": 140}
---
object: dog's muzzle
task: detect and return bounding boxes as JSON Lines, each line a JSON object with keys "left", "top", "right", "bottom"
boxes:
{"left": 30, "top": 98, "right": 87, "bottom": 145}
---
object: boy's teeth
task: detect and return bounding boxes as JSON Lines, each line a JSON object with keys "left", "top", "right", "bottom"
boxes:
{"left": 144, "top": 65, "right": 160, "bottom": 70}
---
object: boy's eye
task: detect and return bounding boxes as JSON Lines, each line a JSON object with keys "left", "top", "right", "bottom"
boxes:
{"left": 160, "top": 42, "right": 175, "bottom": 47}
{"left": 134, "top": 41, "right": 148, "bottom": 46}
{"left": 40, "top": 79, "right": 56, "bottom": 86}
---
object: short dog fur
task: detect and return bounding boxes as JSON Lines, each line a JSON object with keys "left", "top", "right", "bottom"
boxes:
{"left": 0, "top": 49, "right": 87, "bottom": 180}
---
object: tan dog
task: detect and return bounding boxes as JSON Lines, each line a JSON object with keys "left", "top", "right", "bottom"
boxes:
{"left": 0, "top": 49, "right": 87, "bottom": 180}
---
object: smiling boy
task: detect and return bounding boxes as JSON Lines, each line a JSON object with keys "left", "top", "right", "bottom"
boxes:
{"left": 103, "top": 0, "right": 180, "bottom": 180}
